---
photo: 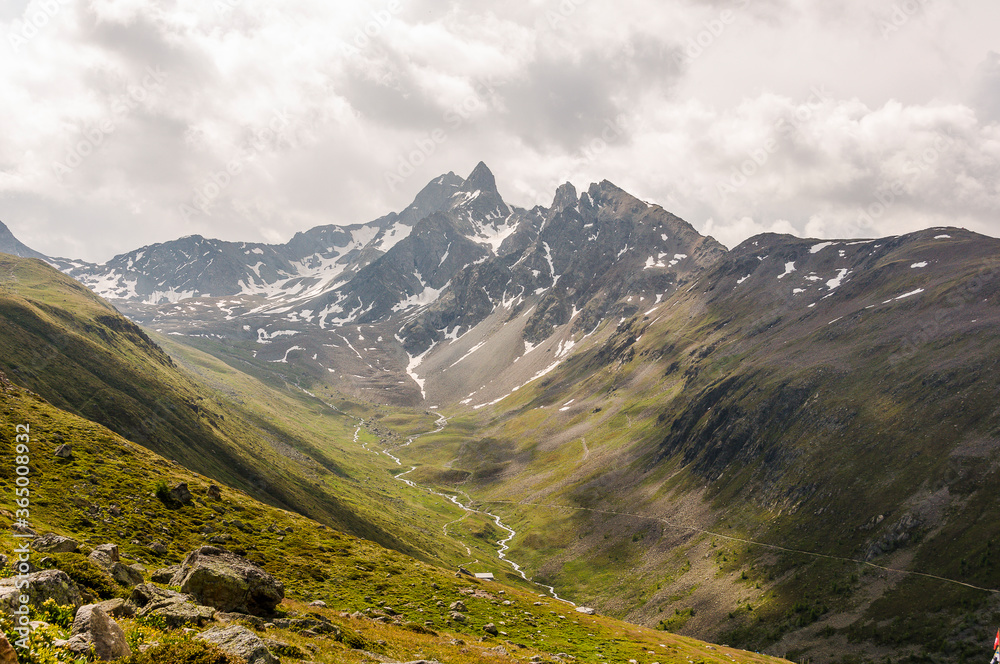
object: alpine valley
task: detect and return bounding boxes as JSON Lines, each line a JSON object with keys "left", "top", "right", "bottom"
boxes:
{"left": 3, "top": 161, "right": 1000, "bottom": 664}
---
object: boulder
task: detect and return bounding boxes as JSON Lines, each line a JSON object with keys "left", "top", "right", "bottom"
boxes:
{"left": 0, "top": 633, "right": 17, "bottom": 664}
{"left": 148, "top": 541, "right": 168, "bottom": 555}
{"left": 93, "top": 544, "right": 119, "bottom": 562}
{"left": 0, "top": 570, "right": 81, "bottom": 610}
{"left": 308, "top": 600, "right": 327, "bottom": 608}
{"left": 170, "top": 546, "right": 284, "bottom": 615}
{"left": 54, "top": 444, "right": 72, "bottom": 458}
{"left": 197, "top": 625, "right": 277, "bottom": 664}
{"left": 575, "top": 606, "right": 596, "bottom": 615}
{"left": 206, "top": 485, "right": 222, "bottom": 500}
{"left": 96, "top": 597, "right": 135, "bottom": 619}
{"left": 169, "top": 483, "right": 193, "bottom": 506}
{"left": 483, "top": 622, "right": 498, "bottom": 635}
{"left": 150, "top": 565, "right": 180, "bottom": 583}
{"left": 31, "top": 533, "right": 79, "bottom": 553}
{"left": 66, "top": 604, "right": 132, "bottom": 661}
{"left": 88, "top": 550, "right": 144, "bottom": 588}
{"left": 129, "top": 584, "right": 214, "bottom": 628}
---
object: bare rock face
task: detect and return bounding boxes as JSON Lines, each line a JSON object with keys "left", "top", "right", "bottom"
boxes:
{"left": 197, "top": 625, "right": 277, "bottom": 664}
{"left": 169, "top": 546, "right": 284, "bottom": 615}
{"left": 64, "top": 604, "right": 132, "bottom": 661}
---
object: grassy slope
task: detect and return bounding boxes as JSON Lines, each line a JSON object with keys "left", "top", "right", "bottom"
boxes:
{"left": 0, "top": 254, "right": 493, "bottom": 571}
{"left": 0, "top": 370, "right": 789, "bottom": 664}
{"left": 388, "top": 232, "right": 1000, "bottom": 663}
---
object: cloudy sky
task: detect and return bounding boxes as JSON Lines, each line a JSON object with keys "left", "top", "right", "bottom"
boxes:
{"left": 1, "top": 0, "right": 998, "bottom": 262}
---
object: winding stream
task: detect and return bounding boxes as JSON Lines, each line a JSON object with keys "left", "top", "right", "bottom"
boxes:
{"left": 377, "top": 415, "right": 573, "bottom": 604}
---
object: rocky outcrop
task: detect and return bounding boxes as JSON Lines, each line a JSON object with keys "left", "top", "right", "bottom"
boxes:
{"left": 0, "top": 570, "right": 81, "bottom": 610}
{"left": 197, "top": 625, "right": 277, "bottom": 664}
{"left": 169, "top": 546, "right": 283, "bottom": 615}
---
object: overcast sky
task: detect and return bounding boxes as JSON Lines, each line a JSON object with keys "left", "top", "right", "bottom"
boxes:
{"left": 1, "top": 0, "right": 998, "bottom": 262}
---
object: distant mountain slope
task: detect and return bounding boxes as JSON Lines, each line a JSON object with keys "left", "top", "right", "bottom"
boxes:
{"left": 416, "top": 226, "right": 1000, "bottom": 664}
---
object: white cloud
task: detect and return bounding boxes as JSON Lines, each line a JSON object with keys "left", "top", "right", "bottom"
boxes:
{"left": 0, "top": 0, "right": 998, "bottom": 260}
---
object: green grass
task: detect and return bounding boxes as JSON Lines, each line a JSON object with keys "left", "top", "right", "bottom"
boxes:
{"left": 0, "top": 372, "right": 788, "bottom": 664}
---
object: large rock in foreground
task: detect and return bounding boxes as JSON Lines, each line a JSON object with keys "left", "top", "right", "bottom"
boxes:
{"left": 58, "top": 604, "right": 131, "bottom": 661}
{"left": 170, "top": 546, "right": 283, "bottom": 615}
{"left": 198, "top": 625, "right": 277, "bottom": 664}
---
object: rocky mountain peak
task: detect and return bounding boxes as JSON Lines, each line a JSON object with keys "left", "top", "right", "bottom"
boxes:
{"left": 461, "top": 161, "right": 499, "bottom": 194}
{"left": 552, "top": 182, "right": 578, "bottom": 211}
{"left": 398, "top": 171, "right": 464, "bottom": 226}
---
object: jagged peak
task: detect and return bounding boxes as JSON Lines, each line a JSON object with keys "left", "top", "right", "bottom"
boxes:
{"left": 552, "top": 182, "right": 578, "bottom": 210}
{"left": 460, "top": 161, "right": 499, "bottom": 194}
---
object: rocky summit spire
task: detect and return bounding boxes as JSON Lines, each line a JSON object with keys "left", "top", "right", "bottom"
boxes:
{"left": 552, "top": 182, "right": 578, "bottom": 210}
{"left": 461, "top": 161, "right": 499, "bottom": 195}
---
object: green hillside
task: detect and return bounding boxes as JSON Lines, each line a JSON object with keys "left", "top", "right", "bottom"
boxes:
{"left": 0, "top": 368, "right": 787, "bottom": 664}
{"left": 0, "top": 254, "right": 484, "bottom": 570}
{"left": 385, "top": 230, "right": 1000, "bottom": 663}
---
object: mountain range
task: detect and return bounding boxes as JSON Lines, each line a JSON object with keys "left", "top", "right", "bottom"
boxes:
{"left": 3, "top": 162, "right": 1000, "bottom": 664}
